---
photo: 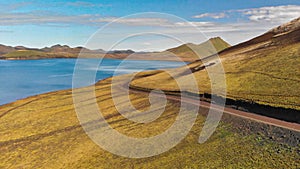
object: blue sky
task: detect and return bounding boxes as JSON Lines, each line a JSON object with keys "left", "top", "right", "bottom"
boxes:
{"left": 0, "top": 0, "right": 299, "bottom": 51}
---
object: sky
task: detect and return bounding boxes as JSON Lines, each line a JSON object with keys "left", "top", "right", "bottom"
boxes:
{"left": 0, "top": 0, "right": 299, "bottom": 51}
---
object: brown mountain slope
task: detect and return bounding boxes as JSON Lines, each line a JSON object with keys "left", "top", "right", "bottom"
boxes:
{"left": 0, "top": 43, "right": 106, "bottom": 59}
{"left": 0, "top": 45, "right": 15, "bottom": 55}
{"left": 0, "top": 44, "right": 41, "bottom": 56}
{"left": 218, "top": 17, "right": 300, "bottom": 57}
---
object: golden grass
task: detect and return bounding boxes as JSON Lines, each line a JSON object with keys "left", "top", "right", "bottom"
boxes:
{"left": 4, "top": 50, "right": 48, "bottom": 58}
{"left": 0, "top": 75, "right": 298, "bottom": 168}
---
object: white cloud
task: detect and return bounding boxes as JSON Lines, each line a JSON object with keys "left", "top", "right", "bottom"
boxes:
{"left": 1, "top": 5, "right": 298, "bottom": 28}
{"left": 173, "top": 21, "right": 276, "bottom": 33}
{"left": 174, "top": 21, "right": 215, "bottom": 27}
{"left": 0, "top": 12, "right": 174, "bottom": 27}
{"left": 193, "top": 5, "right": 300, "bottom": 24}
{"left": 186, "top": 5, "right": 300, "bottom": 45}
{"left": 0, "top": 5, "right": 299, "bottom": 50}
{"left": 0, "top": 12, "right": 92, "bottom": 26}
{"left": 0, "top": 2, "right": 32, "bottom": 12}
{"left": 193, "top": 13, "right": 226, "bottom": 19}
{"left": 0, "top": 30, "right": 14, "bottom": 33}
{"left": 67, "top": 1, "right": 111, "bottom": 8}
{"left": 142, "top": 42, "right": 151, "bottom": 46}
{"left": 90, "top": 17, "right": 172, "bottom": 26}
{"left": 241, "top": 5, "right": 300, "bottom": 23}
{"left": 158, "top": 20, "right": 279, "bottom": 45}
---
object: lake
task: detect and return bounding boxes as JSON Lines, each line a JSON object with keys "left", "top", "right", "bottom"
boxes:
{"left": 0, "top": 58, "right": 185, "bottom": 105}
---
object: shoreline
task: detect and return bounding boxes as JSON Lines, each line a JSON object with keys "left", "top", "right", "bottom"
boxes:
{"left": 0, "top": 58, "right": 188, "bottom": 106}
{"left": 0, "top": 56, "right": 191, "bottom": 62}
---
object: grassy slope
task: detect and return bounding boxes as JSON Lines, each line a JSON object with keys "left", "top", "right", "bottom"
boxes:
{"left": 4, "top": 50, "right": 48, "bottom": 58}
{"left": 210, "top": 37, "right": 231, "bottom": 52}
{"left": 131, "top": 24, "right": 300, "bottom": 110}
{"left": 165, "top": 37, "right": 231, "bottom": 61}
{"left": 3, "top": 50, "right": 78, "bottom": 59}
{"left": 0, "top": 76, "right": 298, "bottom": 168}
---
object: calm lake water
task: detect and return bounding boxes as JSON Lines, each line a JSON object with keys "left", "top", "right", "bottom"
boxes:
{"left": 0, "top": 58, "right": 184, "bottom": 105}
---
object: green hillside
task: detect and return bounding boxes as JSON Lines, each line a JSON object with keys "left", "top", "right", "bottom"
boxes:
{"left": 131, "top": 18, "right": 300, "bottom": 111}
{"left": 165, "top": 37, "right": 231, "bottom": 61}
{"left": 4, "top": 50, "right": 51, "bottom": 58}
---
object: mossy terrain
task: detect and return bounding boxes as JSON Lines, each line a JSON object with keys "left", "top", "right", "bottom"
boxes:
{"left": 0, "top": 76, "right": 299, "bottom": 168}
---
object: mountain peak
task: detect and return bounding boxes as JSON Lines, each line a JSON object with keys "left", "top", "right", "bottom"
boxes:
{"left": 209, "top": 37, "right": 222, "bottom": 41}
{"left": 206, "top": 37, "right": 231, "bottom": 52}
{"left": 50, "top": 44, "right": 70, "bottom": 49}
{"left": 165, "top": 37, "right": 230, "bottom": 60}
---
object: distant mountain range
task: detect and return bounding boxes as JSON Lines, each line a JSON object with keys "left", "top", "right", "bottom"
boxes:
{"left": 0, "top": 37, "right": 230, "bottom": 61}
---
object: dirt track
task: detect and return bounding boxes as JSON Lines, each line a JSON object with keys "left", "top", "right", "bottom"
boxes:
{"left": 128, "top": 85, "right": 300, "bottom": 132}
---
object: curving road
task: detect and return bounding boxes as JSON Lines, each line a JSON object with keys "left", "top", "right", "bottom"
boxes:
{"left": 128, "top": 85, "right": 300, "bottom": 132}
